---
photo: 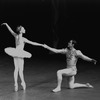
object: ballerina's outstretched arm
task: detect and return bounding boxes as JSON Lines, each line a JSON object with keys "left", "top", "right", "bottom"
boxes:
{"left": 23, "top": 37, "right": 43, "bottom": 47}
{"left": 1, "top": 23, "right": 17, "bottom": 37}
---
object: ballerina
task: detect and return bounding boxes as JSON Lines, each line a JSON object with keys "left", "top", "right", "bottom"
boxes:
{"left": 1, "top": 23, "right": 43, "bottom": 91}
{"left": 43, "top": 40, "right": 97, "bottom": 92}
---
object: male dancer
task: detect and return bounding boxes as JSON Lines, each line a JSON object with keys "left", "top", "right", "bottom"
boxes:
{"left": 43, "top": 40, "right": 97, "bottom": 92}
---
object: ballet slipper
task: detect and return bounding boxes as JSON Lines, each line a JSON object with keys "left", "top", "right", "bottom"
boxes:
{"left": 21, "top": 82, "right": 26, "bottom": 91}
{"left": 14, "top": 84, "right": 18, "bottom": 92}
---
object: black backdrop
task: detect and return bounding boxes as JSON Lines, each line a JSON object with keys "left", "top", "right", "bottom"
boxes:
{"left": 0, "top": 0, "right": 100, "bottom": 63}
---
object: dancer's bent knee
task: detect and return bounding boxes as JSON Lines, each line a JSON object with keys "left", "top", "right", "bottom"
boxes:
{"left": 57, "top": 70, "right": 62, "bottom": 79}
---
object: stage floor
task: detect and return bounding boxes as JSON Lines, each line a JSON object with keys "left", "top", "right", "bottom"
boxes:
{"left": 0, "top": 56, "right": 100, "bottom": 100}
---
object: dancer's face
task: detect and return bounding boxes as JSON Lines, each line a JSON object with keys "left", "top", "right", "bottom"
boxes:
{"left": 68, "top": 40, "right": 74, "bottom": 49}
{"left": 20, "top": 27, "right": 26, "bottom": 34}
{"left": 17, "top": 26, "right": 26, "bottom": 34}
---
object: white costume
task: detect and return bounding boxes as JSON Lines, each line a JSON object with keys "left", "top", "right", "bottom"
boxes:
{"left": 4, "top": 36, "right": 32, "bottom": 58}
{"left": 5, "top": 47, "right": 32, "bottom": 58}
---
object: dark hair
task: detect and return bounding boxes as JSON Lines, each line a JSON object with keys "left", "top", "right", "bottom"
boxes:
{"left": 71, "top": 40, "right": 77, "bottom": 45}
{"left": 16, "top": 25, "right": 22, "bottom": 33}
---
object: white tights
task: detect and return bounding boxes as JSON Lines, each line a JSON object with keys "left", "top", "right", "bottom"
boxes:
{"left": 14, "top": 57, "right": 26, "bottom": 91}
{"left": 52, "top": 68, "right": 93, "bottom": 92}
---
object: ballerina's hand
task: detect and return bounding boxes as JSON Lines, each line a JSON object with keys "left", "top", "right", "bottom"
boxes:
{"left": 1, "top": 23, "right": 7, "bottom": 26}
{"left": 43, "top": 44, "right": 49, "bottom": 49}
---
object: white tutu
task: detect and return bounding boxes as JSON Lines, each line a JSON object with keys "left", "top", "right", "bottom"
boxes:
{"left": 4, "top": 47, "right": 32, "bottom": 58}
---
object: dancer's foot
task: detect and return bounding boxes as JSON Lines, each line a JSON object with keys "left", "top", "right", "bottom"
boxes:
{"left": 86, "top": 83, "right": 93, "bottom": 88}
{"left": 21, "top": 82, "right": 26, "bottom": 91}
{"left": 14, "top": 84, "right": 18, "bottom": 92}
{"left": 52, "top": 87, "right": 61, "bottom": 93}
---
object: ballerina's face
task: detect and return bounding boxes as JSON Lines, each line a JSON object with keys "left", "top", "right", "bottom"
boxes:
{"left": 17, "top": 26, "right": 26, "bottom": 34}
{"left": 20, "top": 27, "right": 26, "bottom": 34}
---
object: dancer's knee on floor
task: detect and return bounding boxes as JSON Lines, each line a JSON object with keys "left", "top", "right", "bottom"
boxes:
{"left": 69, "top": 84, "right": 74, "bottom": 89}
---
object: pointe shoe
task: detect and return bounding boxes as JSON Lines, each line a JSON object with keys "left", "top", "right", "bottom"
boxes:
{"left": 86, "top": 83, "right": 93, "bottom": 88}
{"left": 21, "top": 82, "right": 26, "bottom": 91}
{"left": 52, "top": 87, "right": 61, "bottom": 93}
{"left": 14, "top": 84, "right": 18, "bottom": 92}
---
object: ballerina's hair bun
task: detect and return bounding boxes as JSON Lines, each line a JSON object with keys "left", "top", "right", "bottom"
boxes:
{"left": 16, "top": 25, "right": 23, "bottom": 33}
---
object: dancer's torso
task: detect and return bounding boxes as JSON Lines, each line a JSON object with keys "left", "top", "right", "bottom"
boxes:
{"left": 15, "top": 36, "right": 25, "bottom": 50}
{"left": 66, "top": 49, "right": 78, "bottom": 70}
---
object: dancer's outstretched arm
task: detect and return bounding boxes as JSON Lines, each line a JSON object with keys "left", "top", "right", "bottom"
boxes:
{"left": 1, "top": 23, "right": 17, "bottom": 37}
{"left": 24, "top": 38, "right": 43, "bottom": 47}
{"left": 77, "top": 50, "right": 97, "bottom": 64}
{"left": 43, "top": 44, "right": 67, "bottom": 54}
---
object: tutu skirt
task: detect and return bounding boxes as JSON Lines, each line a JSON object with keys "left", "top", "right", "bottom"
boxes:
{"left": 4, "top": 47, "right": 32, "bottom": 58}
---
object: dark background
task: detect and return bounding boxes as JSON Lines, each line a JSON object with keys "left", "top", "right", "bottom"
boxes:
{"left": 0, "top": 0, "right": 100, "bottom": 65}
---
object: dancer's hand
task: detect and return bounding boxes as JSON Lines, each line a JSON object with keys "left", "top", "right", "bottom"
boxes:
{"left": 43, "top": 44, "right": 49, "bottom": 49}
{"left": 92, "top": 59, "right": 97, "bottom": 64}
{"left": 40, "top": 44, "right": 44, "bottom": 47}
{"left": 37, "top": 43, "right": 44, "bottom": 47}
{"left": 1, "top": 23, "right": 7, "bottom": 26}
